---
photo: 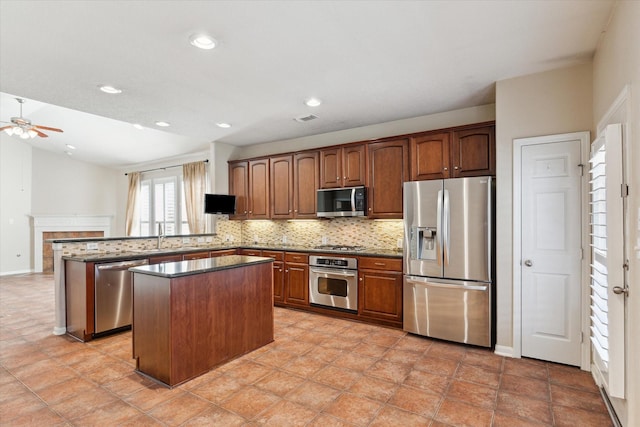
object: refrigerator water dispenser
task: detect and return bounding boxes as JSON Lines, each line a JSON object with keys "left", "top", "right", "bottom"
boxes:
{"left": 411, "top": 226, "right": 437, "bottom": 260}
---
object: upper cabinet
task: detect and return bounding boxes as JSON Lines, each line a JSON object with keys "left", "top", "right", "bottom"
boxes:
{"left": 270, "top": 155, "right": 293, "bottom": 219}
{"left": 367, "top": 139, "right": 409, "bottom": 219}
{"left": 319, "top": 144, "right": 366, "bottom": 188}
{"left": 228, "top": 161, "right": 248, "bottom": 219}
{"left": 451, "top": 124, "right": 495, "bottom": 178}
{"left": 248, "top": 159, "right": 270, "bottom": 219}
{"left": 293, "top": 152, "right": 319, "bottom": 218}
{"left": 410, "top": 123, "right": 495, "bottom": 181}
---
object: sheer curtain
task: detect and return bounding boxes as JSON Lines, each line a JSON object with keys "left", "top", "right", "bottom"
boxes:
{"left": 183, "top": 161, "right": 207, "bottom": 234}
{"left": 125, "top": 172, "right": 140, "bottom": 236}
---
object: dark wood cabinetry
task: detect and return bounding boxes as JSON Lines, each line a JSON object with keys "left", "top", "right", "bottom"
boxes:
{"left": 149, "top": 254, "right": 182, "bottom": 265}
{"left": 410, "top": 123, "right": 495, "bottom": 181}
{"left": 319, "top": 144, "right": 366, "bottom": 188}
{"left": 228, "top": 161, "right": 248, "bottom": 219}
{"left": 270, "top": 155, "right": 294, "bottom": 219}
{"left": 358, "top": 257, "right": 403, "bottom": 326}
{"left": 249, "top": 159, "right": 270, "bottom": 219}
{"left": 367, "top": 139, "right": 409, "bottom": 219}
{"left": 182, "top": 251, "right": 211, "bottom": 261}
{"left": 263, "top": 250, "right": 285, "bottom": 304}
{"left": 293, "top": 151, "right": 319, "bottom": 218}
{"left": 284, "top": 252, "right": 309, "bottom": 307}
{"left": 209, "top": 249, "right": 238, "bottom": 257}
{"left": 451, "top": 124, "right": 495, "bottom": 177}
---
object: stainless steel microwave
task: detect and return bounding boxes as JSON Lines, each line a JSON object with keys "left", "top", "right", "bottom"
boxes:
{"left": 316, "top": 186, "right": 367, "bottom": 217}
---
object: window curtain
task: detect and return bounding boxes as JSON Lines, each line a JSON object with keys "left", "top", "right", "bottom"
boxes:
{"left": 183, "top": 161, "right": 207, "bottom": 234}
{"left": 125, "top": 172, "right": 140, "bottom": 236}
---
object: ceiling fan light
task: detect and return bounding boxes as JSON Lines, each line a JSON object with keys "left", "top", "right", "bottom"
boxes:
{"left": 4, "top": 127, "right": 15, "bottom": 136}
{"left": 27, "top": 129, "right": 38, "bottom": 138}
{"left": 19, "top": 131, "right": 30, "bottom": 139}
{"left": 13, "top": 127, "right": 24, "bottom": 136}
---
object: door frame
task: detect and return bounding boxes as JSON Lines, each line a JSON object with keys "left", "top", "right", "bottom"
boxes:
{"left": 512, "top": 131, "right": 590, "bottom": 370}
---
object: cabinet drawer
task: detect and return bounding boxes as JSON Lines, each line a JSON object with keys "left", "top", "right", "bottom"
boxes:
{"left": 262, "top": 250, "right": 284, "bottom": 261}
{"left": 285, "top": 252, "right": 308, "bottom": 263}
{"left": 239, "top": 249, "right": 262, "bottom": 257}
{"left": 358, "top": 256, "right": 402, "bottom": 272}
{"left": 210, "top": 249, "right": 237, "bottom": 257}
{"left": 183, "top": 251, "right": 211, "bottom": 261}
{"left": 149, "top": 254, "right": 182, "bottom": 265}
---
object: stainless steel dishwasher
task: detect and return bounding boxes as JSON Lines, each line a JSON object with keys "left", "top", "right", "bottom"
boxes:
{"left": 94, "top": 259, "right": 148, "bottom": 335}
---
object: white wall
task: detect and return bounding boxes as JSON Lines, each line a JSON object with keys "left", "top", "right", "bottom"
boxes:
{"left": 0, "top": 143, "right": 121, "bottom": 274}
{"left": 233, "top": 104, "right": 496, "bottom": 160}
{"left": 0, "top": 135, "right": 33, "bottom": 274}
{"left": 495, "top": 63, "right": 593, "bottom": 351}
{"left": 592, "top": 1, "right": 640, "bottom": 425}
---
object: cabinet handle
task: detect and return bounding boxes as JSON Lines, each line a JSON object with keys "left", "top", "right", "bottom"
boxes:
{"left": 374, "top": 262, "right": 385, "bottom": 266}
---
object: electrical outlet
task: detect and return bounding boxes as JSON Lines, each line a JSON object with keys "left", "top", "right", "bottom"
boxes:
{"left": 206, "top": 237, "right": 212, "bottom": 243}
{"left": 86, "top": 242, "right": 98, "bottom": 250}
{"left": 197, "top": 237, "right": 205, "bottom": 243}
{"left": 182, "top": 237, "right": 190, "bottom": 244}
{"left": 397, "top": 238, "right": 403, "bottom": 249}
{"left": 253, "top": 235, "right": 259, "bottom": 243}
{"left": 225, "top": 234, "right": 231, "bottom": 242}
{"left": 321, "top": 236, "right": 328, "bottom": 245}
{"left": 282, "top": 235, "right": 288, "bottom": 244}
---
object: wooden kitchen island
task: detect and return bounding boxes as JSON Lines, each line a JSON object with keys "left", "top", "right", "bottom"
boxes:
{"left": 130, "top": 255, "right": 274, "bottom": 387}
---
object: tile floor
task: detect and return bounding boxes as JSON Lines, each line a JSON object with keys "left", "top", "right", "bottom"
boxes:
{"left": 1, "top": 273, "right": 612, "bottom": 426}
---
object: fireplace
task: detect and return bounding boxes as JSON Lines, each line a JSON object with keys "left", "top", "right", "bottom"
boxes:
{"left": 31, "top": 215, "right": 112, "bottom": 273}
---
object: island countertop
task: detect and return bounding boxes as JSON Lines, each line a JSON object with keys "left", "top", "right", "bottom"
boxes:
{"left": 129, "top": 255, "right": 273, "bottom": 278}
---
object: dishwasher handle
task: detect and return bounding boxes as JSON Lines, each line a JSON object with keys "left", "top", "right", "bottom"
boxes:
{"left": 96, "top": 259, "right": 149, "bottom": 271}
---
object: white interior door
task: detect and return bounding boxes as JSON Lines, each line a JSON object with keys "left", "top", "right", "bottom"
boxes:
{"left": 521, "top": 139, "right": 583, "bottom": 366}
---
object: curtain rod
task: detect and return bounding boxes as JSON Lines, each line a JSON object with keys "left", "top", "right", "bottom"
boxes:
{"left": 125, "top": 159, "right": 209, "bottom": 176}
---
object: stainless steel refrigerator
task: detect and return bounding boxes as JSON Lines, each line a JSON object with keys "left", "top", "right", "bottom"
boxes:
{"left": 403, "top": 176, "right": 494, "bottom": 347}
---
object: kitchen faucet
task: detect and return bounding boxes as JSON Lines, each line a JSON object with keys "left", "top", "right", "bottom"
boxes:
{"left": 157, "top": 223, "right": 164, "bottom": 249}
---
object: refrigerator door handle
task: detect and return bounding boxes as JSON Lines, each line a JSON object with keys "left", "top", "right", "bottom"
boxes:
{"left": 405, "top": 276, "right": 488, "bottom": 291}
{"left": 443, "top": 189, "right": 450, "bottom": 266}
{"left": 436, "top": 189, "right": 443, "bottom": 265}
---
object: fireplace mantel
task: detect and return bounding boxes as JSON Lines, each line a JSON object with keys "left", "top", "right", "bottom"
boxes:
{"left": 31, "top": 215, "right": 112, "bottom": 273}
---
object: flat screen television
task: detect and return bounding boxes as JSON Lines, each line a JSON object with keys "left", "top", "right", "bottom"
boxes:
{"left": 204, "top": 194, "right": 236, "bottom": 215}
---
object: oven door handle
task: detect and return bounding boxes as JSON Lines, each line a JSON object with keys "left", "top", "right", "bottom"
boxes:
{"left": 310, "top": 267, "right": 357, "bottom": 278}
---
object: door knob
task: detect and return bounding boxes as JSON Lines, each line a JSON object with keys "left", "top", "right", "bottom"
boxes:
{"left": 524, "top": 259, "right": 533, "bottom": 267}
{"left": 613, "top": 286, "right": 629, "bottom": 296}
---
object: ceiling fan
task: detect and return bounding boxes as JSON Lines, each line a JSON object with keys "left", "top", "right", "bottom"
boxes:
{"left": 0, "top": 97, "right": 64, "bottom": 139}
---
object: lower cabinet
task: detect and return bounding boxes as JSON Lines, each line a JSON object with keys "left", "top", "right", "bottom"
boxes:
{"left": 209, "top": 249, "right": 238, "bottom": 257}
{"left": 263, "top": 251, "right": 285, "bottom": 304}
{"left": 284, "top": 252, "right": 309, "bottom": 307}
{"left": 182, "top": 251, "right": 211, "bottom": 260}
{"left": 358, "top": 257, "right": 403, "bottom": 326}
{"left": 149, "top": 254, "right": 182, "bottom": 265}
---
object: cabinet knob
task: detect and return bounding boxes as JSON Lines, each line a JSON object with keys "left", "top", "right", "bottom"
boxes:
{"left": 289, "top": 210, "right": 292, "bottom": 213}
{"left": 454, "top": 166, "right": 459, "bottom": 170}
{"left": 336, "top": 176, "right": 340, "bottom": 180}
{"left": 359, "top": 277, "right": 363, "bottom": 281}
{"left": 294, "top": 209, "right": 298, "bottom": 213}
{"left": 285, "top": 269, "right": 289, "bottom": 273}
{"left": 244, "top": 211, "right": 247, "bottom": 214}
{"left": 249, "top": 211, "right": 252, "bottom": 214}
{"left": 443, "top": 167, "right": 448, "bottom": 171}
{"left": 343, "top": 176, "right": 346, "bottom": 180}
{"left": 368, "top": 208, "right": 372, "bottom": 211}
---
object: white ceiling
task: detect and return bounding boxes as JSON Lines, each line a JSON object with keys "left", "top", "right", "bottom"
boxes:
{"left": 0, "top": 0, "right": 614, "bottom": 168}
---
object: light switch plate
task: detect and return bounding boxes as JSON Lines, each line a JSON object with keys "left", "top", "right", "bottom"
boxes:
{"left": 197, "top": 237, "right": 205, "bottom": 243}
{"left": 86, "top": 242, "right": 98, "bottom": 250}
{"left": 182, "top": 237, "right": 190, "bottom": 244}
{"left": 205, "top": 237, "right": 212, "bottom": 243}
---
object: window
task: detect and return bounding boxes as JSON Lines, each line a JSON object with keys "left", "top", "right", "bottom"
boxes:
{"left": 139, "top": 173, "right": 189, "bottom": 236}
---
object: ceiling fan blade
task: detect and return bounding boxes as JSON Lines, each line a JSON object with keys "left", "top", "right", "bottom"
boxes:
{"left": 31, "top": 128, "right": 49, "bottom": 138}
{"left": 0, "top": 125, "right": 12, "bottom": 131}
{"left": 33, "top": 125, "right": 63, "bottom": 132}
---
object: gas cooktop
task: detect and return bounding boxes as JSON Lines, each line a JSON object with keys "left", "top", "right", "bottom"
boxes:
{"left": 313, "top": 245, "right": 367, "bottom": 252}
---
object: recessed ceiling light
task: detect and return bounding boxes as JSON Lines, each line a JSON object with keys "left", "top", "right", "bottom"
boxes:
{"left": 65, "top": 144, "right": 76, "bottom": 150}
{"left": 189, "top": 33, "right": 217, "bottom": 50}
{"left": 133, "top": 123, "right": 144, "bottom": 130}
{"left": 99, "top": 85, "right": 122, "bottom": 94}
{"left": 305, "top": 97, "right": 322, "bottom": 107}
{"left": 216, "top": 122, "right": 231, "bottom": 128}
{"left": 155, "top": 121, "right": 170, "bottom": 127}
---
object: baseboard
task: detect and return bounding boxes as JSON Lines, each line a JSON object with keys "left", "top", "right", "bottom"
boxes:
{"left": 494, "top": 345, "right": 514, "bottom": 358}
{"left": 0, "top": 269, "right": 33, "bottom": 277}
{"left": 53, "top": 327, "right": 67, "bottom": 336}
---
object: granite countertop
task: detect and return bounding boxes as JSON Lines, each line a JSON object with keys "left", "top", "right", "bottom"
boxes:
{"left": 63, "top": 243, "right": 402, "bottom": 263}
{"left": 129, "top": 255, "right": 273, "bottom": 278}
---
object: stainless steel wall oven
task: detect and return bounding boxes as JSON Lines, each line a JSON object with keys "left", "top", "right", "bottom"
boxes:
{"left": 309, "top": 255, "right": 358, "bottom": 312}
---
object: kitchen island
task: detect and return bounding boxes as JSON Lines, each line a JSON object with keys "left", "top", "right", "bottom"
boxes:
{"left": 129, "top": 255, "right": 274, "bottom": 387}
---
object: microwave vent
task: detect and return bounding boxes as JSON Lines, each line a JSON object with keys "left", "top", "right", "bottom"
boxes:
{"left": 294, "top": 114, "right": 318, "bottom": 123}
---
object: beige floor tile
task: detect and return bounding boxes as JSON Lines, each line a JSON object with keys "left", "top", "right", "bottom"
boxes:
{"left": 324, "top": 392, "right": 383, "bottom": 426}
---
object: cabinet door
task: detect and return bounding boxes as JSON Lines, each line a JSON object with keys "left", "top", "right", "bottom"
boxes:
{"left": 293, "top": 152, "right": 319, "bottom": 218}
{"left": 410, "top": 132, "right": 450, "bottom": 180}
{"left": 358, "top": 269, "right": 403, "bottom": 322}
{"left": 319, "top": 148, "right": 341, "bottom": 189}
{"left": 249, "top": 159, "right": 270, "bottom": 219}
{"left": 229, "top": 161, "right": 248, "bottom": 219}
{"left": 270, "top": 155, "right": 293, "bottom": 219}
{"left": 367, "top": 139, "right": 409, "bottom": 219}
{"left": 451, "top": 125, "right": 495, "bottom": 177}
{"left": 239, "top": 249, "right": 262, "bottom": 257}
{"left": 272, "top": 261, "right": 285, "bottom": 304}
{"left": 342, "top": 144, "right": 366, "bottom": 187}
{"left": 285, "top": 263, "right": 309, "bottom": 306}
